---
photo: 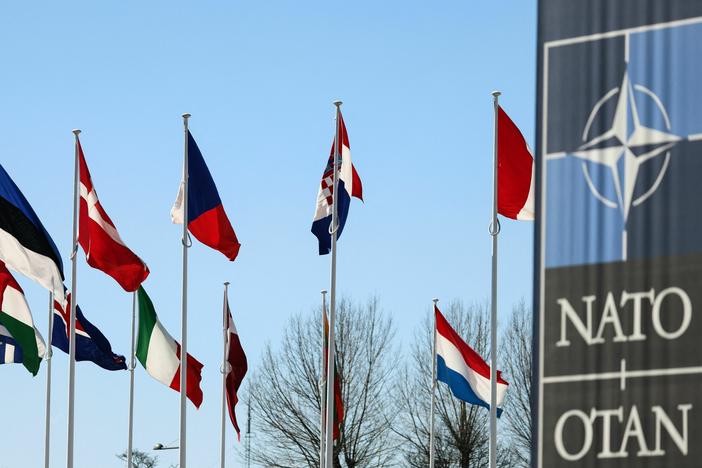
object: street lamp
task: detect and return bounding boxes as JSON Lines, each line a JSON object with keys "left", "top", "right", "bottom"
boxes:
{"left": 153, "top": 443, "right": 179, "bottom": 451}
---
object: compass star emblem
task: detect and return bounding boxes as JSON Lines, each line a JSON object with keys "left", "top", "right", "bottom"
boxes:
{"left": 571, "top": 70, "right": 681, "bottom": 222}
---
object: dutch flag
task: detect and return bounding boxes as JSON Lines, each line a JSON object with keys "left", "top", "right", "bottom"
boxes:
{"left": 435, "top": 305, "right": 508, "bottom": 415}
{"left": 311, "top": 111, "right": 363, "bottom": 255}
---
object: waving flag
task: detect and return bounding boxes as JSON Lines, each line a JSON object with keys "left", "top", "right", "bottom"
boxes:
{"left": 0, "top": 324, "right": 46, "bottom": 374}
{"left": 435, "top": 305, "right": 508, "bottom": 415}
{"left": 223, "top": 293, "right": 247, "bottom": 438}
{"left": 0, "top": 332, "right": 28, "bottom": 366}
{"left": 0, "top": 164, "right": 65, "bottom": 302}
{"left": 52, "top": 292, "right": 126, "bottom": 371}
{"left": 323, "top": 304, "right": 344, "bottom": 440}
{"left": 136, "top": 287, "right": 204, "bottom": 408}
{"left": 0, "top": 262, "right": 46, "bottom": 375}
{"left": 497, "top": 106, "right": 535, "bottom": 221}
{"left": 311, "top": 111, "right": 363, "bottom": 255}
{"left": 171, "top": 131, "right": 240, "bottom": 261}
{"left": 78, "top": 139, "right": 149, "bottom": 292}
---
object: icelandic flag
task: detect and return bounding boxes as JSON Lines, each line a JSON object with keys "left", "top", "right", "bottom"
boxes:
{"left": 52, "top": 292, "right": 127, "bottom": 371}
{"left": 435, "top": 305, "right": 508, "bottom": 415}
{"left": 171, "top": 131, "right": 240, "bottom": 261}
{"left": 311, "top": 111, "right": 363, "bottom": 255}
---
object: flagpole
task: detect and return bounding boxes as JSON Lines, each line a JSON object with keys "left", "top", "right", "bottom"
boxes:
{"left": 44, "top": 291, "right": 53, "bottom": 468}
{"left": 179, "top": 113, "right": 191, "bottom": 468}
{"left": 246, "top": 394, "right": 251, "bottom": 468}
{"left": 220, "top": 282, "right": 231, "bottom": 468}
{"left": 429, "top": 298, "right": 438, "bottom": 468}
{"left": 66, "top": 129, "right": 81, "bottom": 468}
{"left": 489, "top": 91, "right": 501, "bottom": 468}
{"left": 127, "top": 291, "right": 137, "bottom": 468}
{"left": 324, "top": 100, "right": 342, "bottom": 468}
{"left": 319, "top": 289, "right": 328, "bottom": 468}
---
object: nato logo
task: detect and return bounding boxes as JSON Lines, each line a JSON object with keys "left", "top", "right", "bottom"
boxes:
{"left": 542, "top": 19, "right": 702, "bottom": 268}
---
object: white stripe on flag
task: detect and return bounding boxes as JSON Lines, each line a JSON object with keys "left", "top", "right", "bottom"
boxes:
{"left": 436, "top": 333, "right": 508, "bottom": 406}
{"left": 4, "top": 342, "right": 15, "bottom": 362}
{"left": 79, "top": 183, "right": 127, "bottom": 247}
{"left": 145, "top": 320, "right": 180, "bottom": 385}
{"left": 0, "top": 228, "right": 64, "bottom": 303}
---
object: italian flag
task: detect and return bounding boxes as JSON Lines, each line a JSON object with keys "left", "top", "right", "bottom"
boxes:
{"left": 0, "top": 261, "right": 46, "bottom": 375}
{"left": 136, "top": 287, "right": 203, "bottom": 408}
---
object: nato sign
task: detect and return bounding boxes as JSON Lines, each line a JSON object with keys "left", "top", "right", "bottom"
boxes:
{"left": 535, "top": 1, "right": 702, "bottom": 467}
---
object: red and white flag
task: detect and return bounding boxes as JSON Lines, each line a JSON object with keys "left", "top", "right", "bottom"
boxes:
{"left": 224, "top": 294, "right": 247, "bottom": 439}
{"left": 78, "top": 140, "right": 149, "bottom": 291}
{"left": 497, "top": 106, "right": 535, "bottom": 221}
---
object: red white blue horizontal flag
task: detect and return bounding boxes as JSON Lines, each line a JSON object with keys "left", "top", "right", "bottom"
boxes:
{"left": 435, "top": 305, "right": 508, "bottom": 415}
{"left": 311, "top": 111, "right": 363, "bottom": 255}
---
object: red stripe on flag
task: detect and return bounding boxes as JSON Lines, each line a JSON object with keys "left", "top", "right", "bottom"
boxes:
{"left": 170, "top": 342, "right": 205, "bottom": 409}
{"left": 188, "top": 205, "right": 241, "bottom": 261}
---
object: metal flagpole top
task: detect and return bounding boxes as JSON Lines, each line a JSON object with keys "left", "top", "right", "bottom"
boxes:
{"left": 432, "top": 298, "right": 439, "bottom": 304}
{"left": 332, "top": 100, "right": 343, "bottom": 108}
{"left": 72, "top": 129, "right": 81, "bottom": 136}
{"left": 224, "top": 281, "right": 230, "bottom": 286}
{"left": 321, "top": 289, "right": 328, "bottom": 295}
{"left": 491, "top": 91, "right": 501, "bottom": 98}
{"left": 182, "top": 113, "right": 191, "bottom": 119}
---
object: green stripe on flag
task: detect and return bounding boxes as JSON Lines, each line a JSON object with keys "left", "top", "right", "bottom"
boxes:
{"left": 136, "top": 286, "right": 158, "bottom": 367}
{"left": 0, "top": 312, "right": 40, "bottom": 375}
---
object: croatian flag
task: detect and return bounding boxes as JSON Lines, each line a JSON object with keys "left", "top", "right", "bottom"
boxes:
{"left": 171, "top": 131, "right": 241, "bottom": 261}
{"left": 311, "top": 111, "right": 363, "bottom": 255}
{"left": 497, "top": 106, "right": 535, "bottom": 221}
{"left": 435, "top": 305, "right": 508, "bottom": 415}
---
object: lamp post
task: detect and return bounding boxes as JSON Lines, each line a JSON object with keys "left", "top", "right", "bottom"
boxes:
{"left": 153, "top": 443, "right": 180, "bottom": 451}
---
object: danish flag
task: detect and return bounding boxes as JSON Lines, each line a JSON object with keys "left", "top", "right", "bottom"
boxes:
{"left": 78, "top": 139, "right": 149, "bottom": 291}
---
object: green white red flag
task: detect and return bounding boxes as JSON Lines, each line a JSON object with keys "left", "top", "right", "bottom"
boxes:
{"left": 136, "top": 287, "right": 203, "bottom": 408}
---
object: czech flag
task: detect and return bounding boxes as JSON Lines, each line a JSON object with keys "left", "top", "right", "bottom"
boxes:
{"left": 435, "top": 305, "right": 508, "bottom": 415}
{"left": 497, "top": 106, "right": 535, "bottom": 221}
{"left": 171, "top": 131, "right": 240, "bottom": 261}
{"left": 311, "top": 111, "right": 363, "bottom": 255}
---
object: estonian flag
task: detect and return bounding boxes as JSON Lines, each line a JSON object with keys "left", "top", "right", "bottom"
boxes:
{"left": 0, "top": 164, "right": 65, "bottom": 302}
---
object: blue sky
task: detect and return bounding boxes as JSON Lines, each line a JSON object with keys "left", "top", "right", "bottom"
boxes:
{"left": 0, "top": 2, "right": 535, "bottom": 467}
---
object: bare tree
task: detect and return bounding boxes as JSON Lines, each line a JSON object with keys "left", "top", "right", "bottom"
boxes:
{"left": 500, "top": 301, "right": 532, "bottom": 467}
{"left": 395, "top": 301, "right": 515, "bottom": 468}
{"left": 117, "top": 450, "right": 158, "bottom": 468}
{"left": 248, "top": 297, "right": 399, "bottom": 467}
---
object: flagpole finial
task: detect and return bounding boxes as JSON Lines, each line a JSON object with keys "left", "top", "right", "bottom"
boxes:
{"left": 72, "top": 129, "right": 81, "bottom": 136}
{"left": 321, "top": 289, "right": 328, "bottom": 296}
{"left": 182, "top": 113, "right": 191, "bottom": 120}
{"left": 432, "top": 298, "right": 439, "bottom": 304}
{"left": 492, "top": 91, "right": 501, "bottom": 98}
{"left": 332, "top": 100, "right": 342, "bottom": 108}
{"left": 223, "top": 281, "right": 230, "bottom": 286}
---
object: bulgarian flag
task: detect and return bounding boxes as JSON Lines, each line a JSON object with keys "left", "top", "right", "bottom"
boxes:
{"left": 0, "top": 261, "right": 46, "bottom": 375}
{"left": 136, "top": 287, "right": 203, "bottom": 408}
